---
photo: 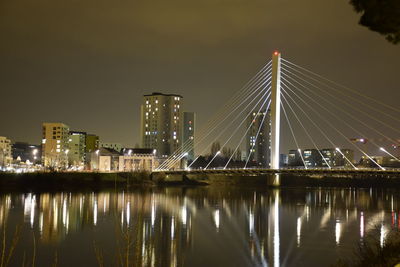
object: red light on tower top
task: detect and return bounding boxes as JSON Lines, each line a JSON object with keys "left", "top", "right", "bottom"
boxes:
{"left": 273, "top": 51, "right": 280, "bottom": 56}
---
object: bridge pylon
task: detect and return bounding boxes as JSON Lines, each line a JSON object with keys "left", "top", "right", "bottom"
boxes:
{"left": 271, "top": 51, "right": 281, "bottom": 170}
{"left": 270, "top": 51, "right": 281, "bottom": 185}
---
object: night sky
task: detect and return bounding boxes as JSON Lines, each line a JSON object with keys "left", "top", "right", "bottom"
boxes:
{"left": 1, "top": 0, "right": 399, "bottom": 154}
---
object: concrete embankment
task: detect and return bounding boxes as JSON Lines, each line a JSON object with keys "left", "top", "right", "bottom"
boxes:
{"left": 152, "top": 171, "right": 400, "bottom": 188}
{"left": 1, "top": 171, "right": 400, "bottom": 191}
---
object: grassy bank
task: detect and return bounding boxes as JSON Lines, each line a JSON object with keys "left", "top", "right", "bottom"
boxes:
{"left": 0, "top": 172, "right": 153, "bottom": 191}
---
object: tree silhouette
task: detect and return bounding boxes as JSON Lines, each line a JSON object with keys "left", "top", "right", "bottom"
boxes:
{"left": 350, "top": 0, "right": 400, "bottom": 44}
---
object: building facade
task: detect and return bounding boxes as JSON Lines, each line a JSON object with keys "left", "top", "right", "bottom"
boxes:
{"left": 68, "top": 131, "right": 86, "bottom": 169}
{"left": 42, "top": 123, "right": 70, "bottom": 170}
{"left": 303, "top": 149, "right": 323, "bottom": 168}
{"left": 182, "top": 112, "right": 195, "bottom": 161}
{"left": 141, "top": 92, "right": 183, "bottom": 158}
{"left": 288, "top": 148, "right": 354, "bottom": 168}
{"left": 246, "top": 109, "right": 271, "bottom": 168}
{"left": 0, "top": 136, "right": 12, "bottom": 168}
{"left": 321, "top": 148, "right": 354, "bottom": 168}
{"left": 119, "top": 148, "right": 155, "bottom": 172}
{"left": 85, "top": 134, "right": 99, "bottom": 154}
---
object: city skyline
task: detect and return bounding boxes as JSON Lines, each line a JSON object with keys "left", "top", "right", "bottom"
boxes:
{"left": 0, "top": 0, "right": 399, "bottom": 151}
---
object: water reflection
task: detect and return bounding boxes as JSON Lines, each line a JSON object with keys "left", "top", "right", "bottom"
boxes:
{"left": 0, "top": 188, "right": 399, "bottom": 266}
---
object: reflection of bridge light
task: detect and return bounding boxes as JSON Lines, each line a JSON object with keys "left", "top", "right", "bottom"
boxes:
{"left": 181, "top": 206, "right": 187, "bottom": 225}
{"left": 39, "top": 212, "right": 43, "bottom": 234}
{"left": 360, "top": 212, "right": 364, "bottom": 238}
{"left": 79, "top": 196, "right": 83, "bottom": 215}
{"left": 274, "top": 191, "right": 280, "bottom": 267}
{"left": 30, "top": 195, "right": 36, "bottom": 228}
{"left": 171, "top": 216, "right": 175, "bottom": 239}
{"left": 306, "top": 206, "right": 310, "bottom": 222}
{"left": 63, "top": 198, "right": 67, "bottom": 227}
{"left": 151, "top": 201, "right": 156, "bottom": 227}
{"left": 214, "top": 210, "right": 220, "bottom": 230}
{"left": 380, "top": 224, "right": 387, "bottom": 248}
{"left": 335, "top": 220, "right": 341, "bottom": 245}
{"left": 94, "top": 200, "right": 98, "bottom": 226}
{"left": 126, "top": 202, "right": 130, "bottom": 226}
{"left": 297, "top": 217, "right": 301, "bottom": 247}
{"left": 53, "top": 199, "right": 58, "bottom": 231}
{"left": 249, "top": 211, "right": 254, "bottom": 235}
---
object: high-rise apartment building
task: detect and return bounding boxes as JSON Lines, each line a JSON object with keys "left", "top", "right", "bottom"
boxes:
{"left": 68, "top": 131, "right": 86, "bottom": 168}
{"left": 0, "top": 136, "right": 12, "bottom": 168}
{"left": 141, "top": 92, "right": 183, "bottom": 158}
{"left": 42, "top": 122, "right": 70, "bottom": 169}
{"left": 246, "top": 109, "right": 271, "bottom": 167}
{"left": 182, "top": 112, "right": 195, "bottom": 161}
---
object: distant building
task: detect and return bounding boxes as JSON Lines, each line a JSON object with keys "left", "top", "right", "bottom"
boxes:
{"left": 303, "top": 149, "right": 322, "bottom": 168}
{"left": 68, "top": 131, "right": 86, "bottom": 169}
{"left": 288, "top": 149, "right": 303, "bottom": 167}
{"left": 0, "top": 136, "right": 12, "bottom": 168}
{"left": 359, "top": 155, "right": 399, "bottom": 167}
{"left": 246, "top": 109, "right": 271, "bottom": 168}
{"left": 280, "top": 154, "right": 288, "bottom": 167}
{"left": 42, "top": 123, "right": 70, "bottom": 170}
{"left": 182, "top": 112, "right": 195, "bottom": 161}
{"left": 321, "top": 148, "right": 354, "bottom": 168}
{"left": 288, "top": 148, "right": 354, "bottom": 168}
{"left": 141, "top": 92, "right": 183, "bottom": 158}
{"left": 12, "top": 142, "right": 41, "bottom": 165}
{"left": 119, "top": 148, "right": 155, "bottom": 172}
{"left": 100, "top": 142, "right": 123, "bottom": 153}
{"left": 89, "top": 147, "right": 120, "bottom": 172}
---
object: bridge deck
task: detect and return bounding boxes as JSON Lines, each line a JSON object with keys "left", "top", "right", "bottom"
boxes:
{"left": 154, "top": 168, "right": 400, "bottom": 176}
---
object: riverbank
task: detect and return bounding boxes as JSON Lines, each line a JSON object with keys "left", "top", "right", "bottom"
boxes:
{"left": 1, "top": 171, "right": 400, "bottom": 191}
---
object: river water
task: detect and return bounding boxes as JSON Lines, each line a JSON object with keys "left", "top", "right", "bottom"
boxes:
{"left": 0, "top": 187, "right": 399, "bottom": 266}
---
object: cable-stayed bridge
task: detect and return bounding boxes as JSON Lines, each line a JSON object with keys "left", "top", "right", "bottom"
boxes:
{"left": 154, "top": 51, "right": 400, "bottom": 184}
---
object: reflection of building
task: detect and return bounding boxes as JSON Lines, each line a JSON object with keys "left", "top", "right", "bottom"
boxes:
{"left": 12, "top": 142, "right": 41, "bottom": 165}
{"left": 141, "top": 92, "right": 183, "bottom": 158}
{"left": 119, "top": 148, "right": 155, "bottom": 172}
{"left": 42, "top": 123, "right": 70, "bottom": 170}
{"left": 0, "top": 136, "right": 13, "bottom": 167}
{"left": 182, "top": 112, "right": 195, "bottom": 161}
{"left": 68, "top": 131, "right": 86, "bottom": 168}
{"left": 246, "top": 110, "right": 271, "bottom": 167}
